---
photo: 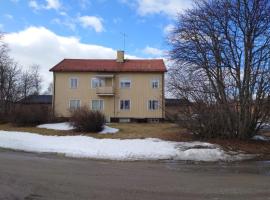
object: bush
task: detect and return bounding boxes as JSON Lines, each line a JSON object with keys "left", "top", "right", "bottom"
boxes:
{"left": 70, "top": 107, "right": 106, "bottom": 132}
{"left": 11, "top": 105, "right": 50, "bottom": 126}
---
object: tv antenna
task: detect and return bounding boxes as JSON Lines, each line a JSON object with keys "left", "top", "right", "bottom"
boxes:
{"left": 121, "top": 32, "right": 127, "bottom": 51}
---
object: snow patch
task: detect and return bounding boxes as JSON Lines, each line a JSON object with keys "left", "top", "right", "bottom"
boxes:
{"left": 37, "top": 122, "right": 119, "bottom": 134}
{"left": 99, "top": 126, "right": 119, "bottom": 134}
{"left": 0, "top": 130, "right": 251, "bottom": 161}
{"left": 37, "top": 122, "right": 74, "bottom": 131}
{"left": 252, "top": 135, "right": 270, "bottom": 141}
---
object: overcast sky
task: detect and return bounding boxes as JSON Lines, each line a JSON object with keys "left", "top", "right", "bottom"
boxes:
{"left": 0, "top": 0, "right": 193, "bottom": 90}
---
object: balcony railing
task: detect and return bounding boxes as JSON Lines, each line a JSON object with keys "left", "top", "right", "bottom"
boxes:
{"left": 96, "top": 86, "right": 114, "bottom": 96}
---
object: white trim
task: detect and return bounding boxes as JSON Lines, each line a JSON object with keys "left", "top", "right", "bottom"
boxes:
{"left": 91, "top": 78, "right": 105, "bottom": 89}
{"left": 95, "top": 74, "right": 114, "bottom": 78}
{"left": 91, "top": 99, "right": 104, "bottom": 111}
{"left": 151, "top": 79, "right": 159, "bottom": 89}
{"left": 91, "top": 78, "right": 98, "bottom": 89}
{"left": 119, "top": 79, "right": 131, "bottom": 89}
{"left": 119, "top": 99, "right": 131, "bottom": 111}
{"left": 69, "top": 99, "right": 81, "bottom": 109}
{"left": 148, "top": 100, "right": 159, "bottom": 111}
{"left": 69, "top": 77, "right": 78, "bottom": 89}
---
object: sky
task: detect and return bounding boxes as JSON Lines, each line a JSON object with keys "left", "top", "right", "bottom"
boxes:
{"left": 0, "top": 0, "right": 193, "bottom": 90}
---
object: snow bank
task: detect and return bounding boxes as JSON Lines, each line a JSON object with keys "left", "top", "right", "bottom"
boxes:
{"left": 37, "top": 123, "right": 119, "bottom": 134}
{"left": 0, "top": 130, "right": 250, "bottom": 161}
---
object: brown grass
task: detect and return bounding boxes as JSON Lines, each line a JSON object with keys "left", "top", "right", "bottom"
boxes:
{"left": 0, "top": 123, "right": 192, "bottom": 141}
{"left": 0, "top": 123, "right": 75, "bottom": 136}
{"left": 206, "top": 138, "right": 270, "bottom": 157}
{"left": 101, "top": 123, "right": 193, "bottom": 141}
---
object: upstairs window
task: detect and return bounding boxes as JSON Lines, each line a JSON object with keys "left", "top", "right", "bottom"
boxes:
{"left": 120, "top": 100, "right": 130, "bottom": 110}
{"left": 92, "top": 100, "right": 104, "bottom": 111}
{"left": 91, "top": 78, "right": 105, "bottom": 88}
{"left": 120, "top": 80, "right": 131, "bottom": 88}
{"left": 151, "top": 80, "right": 159, "bottom": 89}
{"left": 148, "top": 100, "right": 159, "bottom": 110}
{"left": 69, "top": 100, "right": 80, "bottom": 110}
{"left": 70, "top": 78, "right": 78, "bottom": 89}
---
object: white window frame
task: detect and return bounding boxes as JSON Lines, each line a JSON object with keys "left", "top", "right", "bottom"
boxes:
{"left": 91, "top": 99, "right": 104, "bottom": 111}
{"left": 70, "top": 77, "right": 78, "bottom": 89}
{"left": 148, "top": 100, "right": 159, "bottom": 111}
{"left": 151, "top": 79, "right": 159, "bottom": 89}
{"left": 120, "top": 79, "right": 131, "bottom": 89}
{"left": 69, "top": 99, "right": 81, "bottom": 110}
{"left": 119, "top": 99, "right": 131, "bottom": 111}
{"left": 91, "top": 78, "right": 105, "bottom": 88}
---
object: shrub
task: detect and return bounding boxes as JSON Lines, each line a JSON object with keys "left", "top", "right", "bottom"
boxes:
{"left": 11, "top": 105, "right": 50, "bottom": 126}
{"left": 70, "top": 107, "right": 106, "bottom": 132}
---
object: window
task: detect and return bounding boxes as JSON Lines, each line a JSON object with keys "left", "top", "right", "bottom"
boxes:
{"left": 69, "top": 100, "right": 80, "bottom": 110}
{"left": 70, "top": 78, "right": 78, "bottom": 89}
{"left": 151, "top": 80, "right": 159, "bottom": 89}
{"left": 92, "top": 100, "right": 104, "bottom": 111}
{"left": 120, "top": 100, "right": 130, "bottom": 110}
{"left": 91, "top": 78, "right": 105, "bottom": 88}
{"left": 148, "top": 100, "right": 159, "bottom": 110}
{"left": 120, "top": 80, "right": 131, "bottom": 88}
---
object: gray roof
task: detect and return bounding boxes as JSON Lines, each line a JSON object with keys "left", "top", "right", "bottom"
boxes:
{"left": 18, "top": 95, "right": 52, "bottom": 104}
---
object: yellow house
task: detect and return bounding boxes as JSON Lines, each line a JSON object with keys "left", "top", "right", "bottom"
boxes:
{"left": 50, "top": 51, "right": 167, "bottom": 122}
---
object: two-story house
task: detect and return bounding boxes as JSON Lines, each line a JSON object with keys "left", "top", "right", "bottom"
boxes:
{"left": 50, "top": 51, "right": 167, "bottom": 122}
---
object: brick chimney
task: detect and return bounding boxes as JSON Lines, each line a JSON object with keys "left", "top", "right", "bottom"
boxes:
{"left": 116, "top": 50, "right": 124, "bottom": 63}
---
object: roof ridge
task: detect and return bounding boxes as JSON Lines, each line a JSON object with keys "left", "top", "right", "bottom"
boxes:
{"left": 49, "top": 58, "right": 167, "bottom": 72}
{"left": 62, "top": 58, "right": 164, "bottom": 61}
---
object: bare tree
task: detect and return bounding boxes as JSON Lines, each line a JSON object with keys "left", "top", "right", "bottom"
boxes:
{"left": 0, "top": 33, "right": 21, "bottom": 118}
{"left": 43, "top": 82, "right": 53, "bottom": 95}
{"left": 0, "top": 33, "right": 44, "bottom": 121}
{"left": 19, "top": 65, "right": 42, "bottom": 98}
{"left": 168, "top": 0, "right": 270, "bottom": 139}
{"left": 31, "top": 64, "right": 42, "bottom": 95}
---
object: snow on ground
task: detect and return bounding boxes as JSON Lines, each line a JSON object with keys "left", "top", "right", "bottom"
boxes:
{"left": 252, "top": 135, "right": 270, "bottom": 141}
{"left": 37, "top": 122, "right": 119, "bottom": 134}
{"left": 0, "top": 130, "right": 251, "bottom": 161}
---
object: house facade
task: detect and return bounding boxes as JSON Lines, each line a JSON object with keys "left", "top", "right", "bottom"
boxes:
{"left": 50, "top": 51, "right": 167, "bottom": 122}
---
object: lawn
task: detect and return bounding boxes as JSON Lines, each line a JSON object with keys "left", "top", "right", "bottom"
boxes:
{"left": 0, "top": 123, "right": 193, "bottom": 141}
{"left": 1, "top": 122, "right": 270, "bottom": 158}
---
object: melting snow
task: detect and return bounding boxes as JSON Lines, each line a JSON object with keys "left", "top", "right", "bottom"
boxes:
{"left": 252, "top": 135, "right": 270, "bottom": 141}
{"left": 37, "top": 122, "right": 119, "bottom": 134}
{"left": 0, "top": 130, "right": 251, "bottom": 161}
{"left": 37, "top": 122, "right": 74, "bottom": 131}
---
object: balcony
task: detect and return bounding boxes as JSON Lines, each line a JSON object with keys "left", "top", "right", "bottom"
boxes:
{"left": 96, "top": 86, "right": 114, "bottom": 96}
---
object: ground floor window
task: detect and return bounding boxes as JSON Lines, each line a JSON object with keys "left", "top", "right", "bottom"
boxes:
{"left": 148, "top": 100, "right": 159, "bottom": 110}
{"left": 120, "top": 100, "right": 130, "bottom": 110}
{"left": 91, "top": 99, "right": 104, "bottom": 111}
{"left": 69, "top": 100, "right": 80, "bottom": 110}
